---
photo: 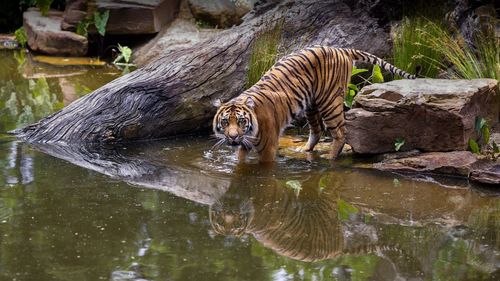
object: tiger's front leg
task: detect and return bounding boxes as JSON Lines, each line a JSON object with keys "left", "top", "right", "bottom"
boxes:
{"left": 257, "top": 135, "right": 279, "bottom": 163}
{"left": 237, "top": 146, "right": 249, "bottom": 161}
{"left": 302, "top": 107, "right": 322, "bottom": 152}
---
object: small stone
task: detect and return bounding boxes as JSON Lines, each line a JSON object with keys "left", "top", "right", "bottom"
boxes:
{"left": 373, "top": 151, "right": 478, "bottom": 177}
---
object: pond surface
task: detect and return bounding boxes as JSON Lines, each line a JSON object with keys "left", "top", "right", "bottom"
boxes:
{"left": 0, "top": 50, "right": 499, "bottom": 281}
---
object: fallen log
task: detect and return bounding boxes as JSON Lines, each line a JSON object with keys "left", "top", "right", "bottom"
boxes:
{"left": 13, "top": 0, "right": 391, "bottom": 144}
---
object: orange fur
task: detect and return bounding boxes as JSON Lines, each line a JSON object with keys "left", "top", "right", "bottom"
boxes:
{"left": 213, "top": 46, "right": 416, "bottom": 162}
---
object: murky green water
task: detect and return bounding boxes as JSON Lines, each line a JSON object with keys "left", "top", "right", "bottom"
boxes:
{"left": 0, "top": 50, "right": 499, "bottom": 281}
{"left": 0, "top": 50, "right": 121, "bottom": 132}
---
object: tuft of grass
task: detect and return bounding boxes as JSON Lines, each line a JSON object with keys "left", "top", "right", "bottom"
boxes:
{"left": 246, "top": 25, "right": 282, "bottom": 88}
{"left": 392, "top": 17, "right": 441, "bottom": 78}
{"left": 420, "top": 21, "right": 500, "bottom": 80}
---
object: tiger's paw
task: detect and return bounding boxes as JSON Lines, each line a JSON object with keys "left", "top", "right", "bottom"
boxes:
{"left": 321, "top": 152, "right": 341, "bottom": 160}
{"left": 297, "top": 145, "right": 314, "bottom": 153}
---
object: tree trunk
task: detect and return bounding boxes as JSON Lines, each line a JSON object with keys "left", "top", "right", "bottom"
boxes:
{"left": 13, "top": 0, "right": 391, "bottom": 144}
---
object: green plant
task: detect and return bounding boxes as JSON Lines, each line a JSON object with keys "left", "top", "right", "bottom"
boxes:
{"left": 468, "top": 117, "right": 499, "bottom": 159}
{"left": 75, "top": 10, "right": 110, "bottom": 39}
{"left": 93, "top": 10, "right": 110, "bottom": 37}
{"left": 246, "top": 25, "right": 281, "bottom": 88}
{"left": 113, "top": 44, "right": 133, "bottom": 65}
{"left": 36, "top": 0, "right": 53, "bottom": 16}
{"left": 420, "top": 21, "right": 500, "bottom": 80}
{"left": 344, "top": 65, "right": 384, "bottom": 109}
{"left": 392, "top": 17, "right": 442, "bottom": 78}
{"left": 394, "top": 138, "right": 405, "bottom": 151}
{"left": 76, "top": 20, "right": 90, "bottom": 37}
{"left": 344, "top": 66, "right": 367, "bottom": 108}
{"left": 14, "top": 27, "right": 28, "bottom": 48}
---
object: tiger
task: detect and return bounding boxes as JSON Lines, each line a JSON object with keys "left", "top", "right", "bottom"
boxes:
{"left": 209, "top": 168, "right": 404, "bottom": 262}
{"left": 212, "top": 46, "right": 417, "bottom": 162}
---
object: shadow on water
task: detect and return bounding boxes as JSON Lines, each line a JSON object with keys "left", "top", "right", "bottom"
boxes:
{"left": 15, "top": 137, "right": 500, "bottom": 281}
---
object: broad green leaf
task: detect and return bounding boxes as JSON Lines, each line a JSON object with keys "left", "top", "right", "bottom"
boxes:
{"left": 481, "top": 125, "right": 490, "bottom": 144}
{"left": 475, "top": 117, "right": 486, "bottom": 131}
{"left": 351, "top": 67, "right": 368, "bottom": 76}
{"left": 371, "top": 64, "right": 384, "bottom": 83}
{"left": 344, "top": 89, "right": 356, "bottom": 108}
{"left": 347, "top": 83, "right": 359, "bottom": 92}
{"left": 94, "top": 10, "right": 110, "bottom": 37}
{"left": 394, "top": 138, "right": 405, "bottom": 151}
{"left": 469, "top": 139, "right": 480, "bottom": 154}
{"left": 337, "top": 199, "right": 359, "bottom": 221}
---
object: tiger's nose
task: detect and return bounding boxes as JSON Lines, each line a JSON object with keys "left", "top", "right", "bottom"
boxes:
{"left": 229, "top": 135, "right": 238, "bottom": 141}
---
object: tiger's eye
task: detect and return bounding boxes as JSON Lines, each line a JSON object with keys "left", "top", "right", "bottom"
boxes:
{"left": 221, "top": 118, "right": 229, "bottom": 126}
{"left": 238, "top": 118, "right": 246, "bottom": 125}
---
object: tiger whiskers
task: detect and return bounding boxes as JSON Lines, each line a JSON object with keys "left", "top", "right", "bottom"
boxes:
{"left": 211, "top": 133, "right": 227, "bottom": 150}
{"left": 241, "top": 136, "right": 256, "bottom": 150}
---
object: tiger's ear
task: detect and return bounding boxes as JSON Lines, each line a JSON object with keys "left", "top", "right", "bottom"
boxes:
{"left": 212, "top": 99, "right": 222, "bottom": 107}
{"left": 245, "top": 97, "right": 255, "bottom": 108}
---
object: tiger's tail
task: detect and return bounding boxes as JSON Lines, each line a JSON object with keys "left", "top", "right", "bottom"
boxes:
{"left": 343, "top": 48, "right": 419, "bottom": 79}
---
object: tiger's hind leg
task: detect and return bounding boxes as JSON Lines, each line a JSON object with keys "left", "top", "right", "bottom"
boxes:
{"left": 327, "top": 123, "right": 346, "bottom": 160}
{"left": 302, "top": 107, "right": 322, "bottom": 152}
{"left": 321, "top": 95, "right": 346, "bottom": 160}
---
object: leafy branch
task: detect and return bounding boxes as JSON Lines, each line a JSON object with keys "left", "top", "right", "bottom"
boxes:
{"left": 344, "top": 65, "right": 384, "bottom": 108}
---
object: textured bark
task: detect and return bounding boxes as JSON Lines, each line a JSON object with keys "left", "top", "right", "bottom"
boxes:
{"left": 14, "top": 0, "right": 391, "bottom": 144}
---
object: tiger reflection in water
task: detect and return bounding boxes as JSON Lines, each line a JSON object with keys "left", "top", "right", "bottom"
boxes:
{"left": 209, "top": 165, "right": 380, "bottom": 262}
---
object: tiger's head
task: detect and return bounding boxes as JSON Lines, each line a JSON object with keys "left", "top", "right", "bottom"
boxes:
{"left": 212, "top": 97, "right": 258, "bottom": 149}
{"left": 209, "top": 197, "right": 255, "bottom": 236}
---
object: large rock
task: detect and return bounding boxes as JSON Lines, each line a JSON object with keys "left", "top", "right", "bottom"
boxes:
{"left": 91, "top": 0, "right": 181, "bottom": 34}
{"left": 23, "top": 8, "right": 88, "bottom": 56}
{"left": 134, "top": 0, "right": 220, "bottom": 66}
{"left": 188, "top": 0, "right": 257, "bottom": 28}
{"left": 346, "top": 79, "right": 500, "bottom": 154}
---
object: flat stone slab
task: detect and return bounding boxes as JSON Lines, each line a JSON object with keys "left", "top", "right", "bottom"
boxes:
{"left": 92, "top": 0, "right": 180, "bottom": 34}
{"left": 373, "top": 151, "right": 478, "bottom": 177}
{"left": 346, "top": 79, "right": 500, "bottom": 154}
{"left": 470, "top": 161, "right": 500, "bottom": 186}
{"left": 23, "top": 8, "right": 88, "bottom": 56}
